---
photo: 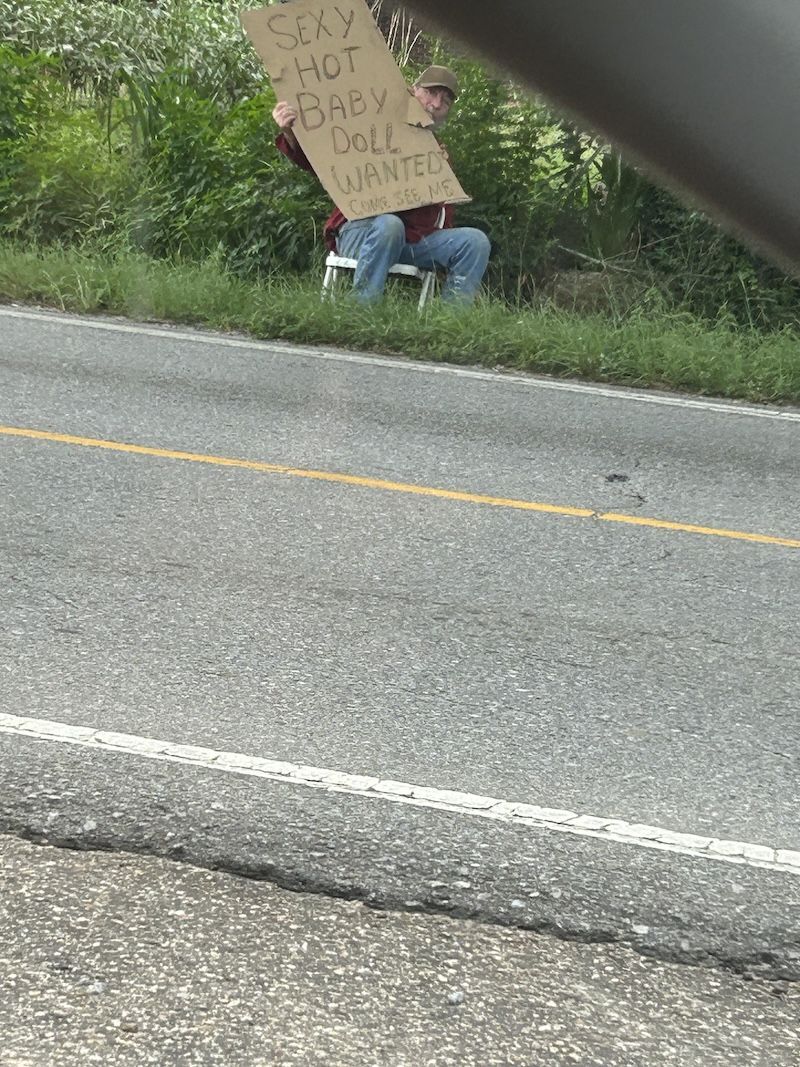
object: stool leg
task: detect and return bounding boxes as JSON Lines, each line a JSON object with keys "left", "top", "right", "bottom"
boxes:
{"left": 418, "top": 271, "right": 435, "bottom": 311}
{"left": 321, "top": 264, "right": 335, "bottom": 301}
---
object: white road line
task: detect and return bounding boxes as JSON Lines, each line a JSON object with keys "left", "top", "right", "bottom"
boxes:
{"left": 2, "top": 712, "right": 799, "bottom": 877}
{"left": 3, "top": 306, "right": 800, "bottom": 423}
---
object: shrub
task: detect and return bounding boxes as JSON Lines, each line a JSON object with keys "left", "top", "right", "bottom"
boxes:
{"left": 3, "top": 106, "right": 131, "bottom": 245}
{"left": 635, "top": 185, "right": 800, "bottom": 328}
{"left": 0, "top": 0, "right": 265, "bottom": 101}
{"left": 0, "top": 45, "right": 59, "bottom": 230}
{"left": 122, "top": 72, "right": 327, "bottom": 272}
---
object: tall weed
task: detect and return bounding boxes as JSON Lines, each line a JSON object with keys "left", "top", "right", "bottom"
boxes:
{"left": 0, "top": 0, "right": 264, "bottom": 101}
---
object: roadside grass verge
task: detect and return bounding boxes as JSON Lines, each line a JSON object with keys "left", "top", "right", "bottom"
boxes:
{"left": 1, "top": 241, "right": 799, "bottom": 405}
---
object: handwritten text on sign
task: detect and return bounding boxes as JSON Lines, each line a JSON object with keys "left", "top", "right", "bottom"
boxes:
{"left": 240, "top": 0, "right": 470, "bottom": 220}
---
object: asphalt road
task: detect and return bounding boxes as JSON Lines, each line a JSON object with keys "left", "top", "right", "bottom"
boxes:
{"left": 3, "top": 834, "right": 798, "bottom": 1067}
{"left": 1, "top": 307, "right": 799, "bottom": 995}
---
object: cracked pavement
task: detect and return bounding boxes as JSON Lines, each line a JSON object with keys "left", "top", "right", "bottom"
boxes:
{"left": 2, "top": 834, "right": 799, "bottom": 1067}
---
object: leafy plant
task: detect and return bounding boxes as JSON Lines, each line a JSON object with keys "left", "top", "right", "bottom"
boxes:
{"left": 586, "top": 151, "right": 647, "bottom": 260}
{"left": 636, "top": 184, "right": 800, "bottom": 328}
{"left": 0, "top": 0, "right": 265, "bottom": 102}
{"left": 4, "top": 107, "right": 130, "bottom": 244}
{"left": 123, "top": 72, "right": 326, "bottom": 271}
{"left": 0, "top": 46, "right": 70, "bottom": 235}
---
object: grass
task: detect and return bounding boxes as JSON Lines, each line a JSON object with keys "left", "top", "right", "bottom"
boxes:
{"left": 1, "top": 240, "right": 799, "bottom": 406}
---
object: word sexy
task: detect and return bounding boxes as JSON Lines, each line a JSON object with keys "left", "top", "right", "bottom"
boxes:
{"left": 267, "top": 6, "right": 356, "bottom": 50}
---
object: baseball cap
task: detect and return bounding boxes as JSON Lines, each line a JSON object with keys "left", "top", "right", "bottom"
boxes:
{"left": 415, "top": 65, "right": 459, "bottom": 100}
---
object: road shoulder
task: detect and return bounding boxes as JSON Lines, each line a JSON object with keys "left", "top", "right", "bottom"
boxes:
{"left": 2, "top": 834, "right": 797, "bottom": 1066}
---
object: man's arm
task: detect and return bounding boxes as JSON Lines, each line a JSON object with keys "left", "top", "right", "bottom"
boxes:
{"left": 272, "top": 101, "right": 315, "bottom": 174}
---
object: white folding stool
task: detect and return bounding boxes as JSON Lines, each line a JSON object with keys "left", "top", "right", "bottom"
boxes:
{"left": 321, "top": 208, "right": 445, "bottom": 312}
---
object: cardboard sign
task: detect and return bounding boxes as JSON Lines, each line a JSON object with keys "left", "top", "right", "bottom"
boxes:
{"left": 240, "top": 0, "right": 471, "bottom": 220}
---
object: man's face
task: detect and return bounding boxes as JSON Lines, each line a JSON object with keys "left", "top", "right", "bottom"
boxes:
{"left": 413, "top": 84, "right": 454, "bottom": 128}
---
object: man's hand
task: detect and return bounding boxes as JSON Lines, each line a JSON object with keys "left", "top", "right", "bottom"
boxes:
{"left": 272, "top": 101, "right": 298, "bottom": 146}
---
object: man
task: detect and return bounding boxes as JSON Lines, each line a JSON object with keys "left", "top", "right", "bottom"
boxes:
{"left": 272, "top": 65, "right": 491, "bottom": 304}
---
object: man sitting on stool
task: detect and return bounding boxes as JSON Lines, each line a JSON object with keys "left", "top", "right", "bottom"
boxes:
{"left": 272, "top": 65, "right": 491, "bottom": 305}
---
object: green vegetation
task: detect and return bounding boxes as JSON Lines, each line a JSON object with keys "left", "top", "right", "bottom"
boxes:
{"left": 3, "top": 241, "right": 798, "bottom": 404}
{"left": 1, "top": 0, "right": 799, "bottom": 404}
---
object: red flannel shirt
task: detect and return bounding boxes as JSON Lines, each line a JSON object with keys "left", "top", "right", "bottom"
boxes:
{"left": 275, "top": 131, "right": 455, "bottom": 251}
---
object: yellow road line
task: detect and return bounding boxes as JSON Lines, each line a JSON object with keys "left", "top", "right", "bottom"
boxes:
{"left": 2, "top": 424, "right": 799, "bottom": 549}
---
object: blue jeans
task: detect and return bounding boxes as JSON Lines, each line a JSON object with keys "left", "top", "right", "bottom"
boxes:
{"left": 336, "top": 214, "right": 491, "bottom": 304}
